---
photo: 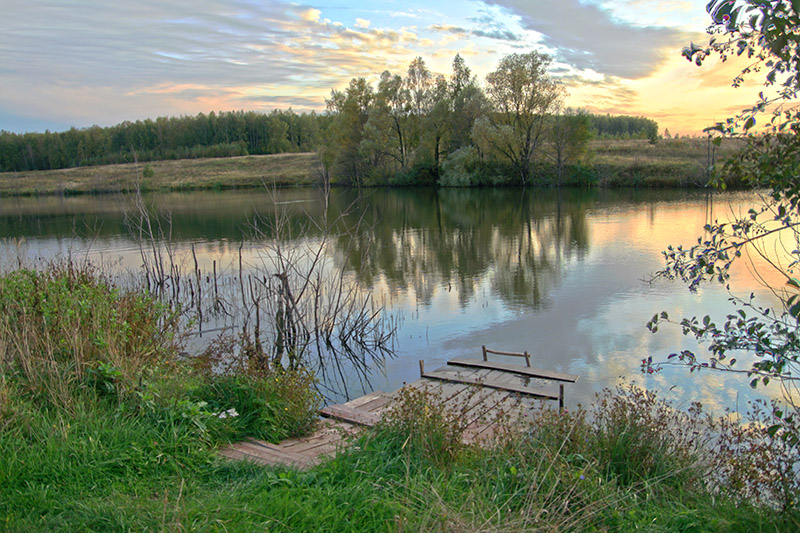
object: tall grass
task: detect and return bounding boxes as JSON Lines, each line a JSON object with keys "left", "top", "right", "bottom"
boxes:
{"left": 1, "top": 262, "right": 797, "bottom": 531}
{"left": 0, "top": 262, "right": 321, "bottom": 530}
{"left": 0, "top": 261, "right": 181, "bottom": 410}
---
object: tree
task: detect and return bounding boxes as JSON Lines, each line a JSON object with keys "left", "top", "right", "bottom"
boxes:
{"left": 323, "top": 78, "right": 374, "bottom": 186}
{"left": 477, "top": 51, "right": 563, "bottom": 185}
{"left": 645, "top": 0, "right": 800, "bottom": 437}
{"left": 548, "top": 106, "right": 591, "bottom": 185}
{"left": 448, "top": 54, "right": 490, "bottom": 152}
{"left": 376, "top": 70, "right": 411, "bottom": 170}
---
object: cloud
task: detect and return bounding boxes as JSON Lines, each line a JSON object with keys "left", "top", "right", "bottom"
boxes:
{"left": 0, "top": 0, "right": 433, "bottom": 130}
{"left": 481, "top": 0, "right": 689, "bottom": 79}
{"left": 299, "top": 8, "right": 321, "bottom": 22}
{"left": 428, "top": 23, "right": 520, "bottom": 42}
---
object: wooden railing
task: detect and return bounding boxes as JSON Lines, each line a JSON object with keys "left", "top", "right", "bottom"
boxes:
{"left": 482, "top": 345, "right": 531, "bottom": 367}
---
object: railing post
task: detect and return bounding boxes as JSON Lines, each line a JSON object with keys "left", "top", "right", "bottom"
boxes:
{"left": 524, "top": 351, "right": 531, "bottom": 367}
{"left": 482, "top": 345, "right": 488, "bottom": 361}
{"left": 419, "top": 359, "right": 425, "bottom": 377}
{"left": 559, "top": 384, "right": 564, "bottom": 411}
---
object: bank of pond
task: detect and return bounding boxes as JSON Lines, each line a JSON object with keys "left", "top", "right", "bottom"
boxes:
{"left": 0, "top": 264, "right": 797, "bottom": 530}
{"left": 0, "top": 138, "right": 744, "bottom": 197}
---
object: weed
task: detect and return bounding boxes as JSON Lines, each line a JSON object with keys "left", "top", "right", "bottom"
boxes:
{"left": 377, "top": 384, "right": 468, "bottom": 468}
{"left": 0, "top": 262, "right": 181, "bottom": 410}
{"left": 714, "top": 399, "right": 800, "bottom": 514}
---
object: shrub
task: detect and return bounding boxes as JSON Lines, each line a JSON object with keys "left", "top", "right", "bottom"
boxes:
{"left": 439, "top": 146, "right": 483, "bottom": 187}
{"left": 714, "top": 399, "right": 800, "bottom": 513}
{"left": 0, "top": 263, "right": 181, "bottom": 409}
{"left": 589, "top": 386, "right": 711, "bottom": 489}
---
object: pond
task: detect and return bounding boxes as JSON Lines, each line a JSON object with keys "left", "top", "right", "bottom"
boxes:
{"left": 0, "top": 187, "right": 786, "bottom": 411}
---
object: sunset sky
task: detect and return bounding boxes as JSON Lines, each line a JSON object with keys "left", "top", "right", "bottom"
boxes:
{"left": 1, "top": 0, "right": 763, "bottom": 135}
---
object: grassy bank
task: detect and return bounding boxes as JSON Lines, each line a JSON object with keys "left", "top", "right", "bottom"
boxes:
{"left": 589, "top": 137, "right": 746, "bottom": 187}
{"left": 0, "top": 152, "right": 321, "bottom": 196}
{"left": 1, "top": 263, "right": 797, "bottom": 531}
{"left": 0, "top": 139, "right": 747, "bottom": 197}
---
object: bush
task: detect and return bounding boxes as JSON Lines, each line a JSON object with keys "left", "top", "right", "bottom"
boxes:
{"left": 376, "top": 384, "right": 468, "bottom": 468}
{"left": 0, "top": 263, "right": 181, "bottom": 409}
{"left": 439, "top": 146, "right": 483, "bottom": 187}
{"left": 714, "top": 399, "right": 800, "bottom": 512}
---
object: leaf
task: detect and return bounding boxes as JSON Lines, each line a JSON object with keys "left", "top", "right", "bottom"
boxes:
{"left": 788, "top": 278, "right": 800, "bottom": 288}
{"left": 767, "top": 424, "right": 782, "bottom": 437}
{"left": 744, "top": 116, "right": 756, "bottom": 131}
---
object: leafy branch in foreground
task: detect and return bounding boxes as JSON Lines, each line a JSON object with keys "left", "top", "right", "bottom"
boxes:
{"left": 646, "top": 0, "right": 800, "bottom": 461}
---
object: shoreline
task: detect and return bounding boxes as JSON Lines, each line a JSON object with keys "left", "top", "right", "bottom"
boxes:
{"left": 0, "top": 139, "right": 745, "bottom": 197}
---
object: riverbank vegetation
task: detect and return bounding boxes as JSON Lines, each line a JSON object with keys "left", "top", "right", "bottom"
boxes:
{"left": 0, "top": 137, "right": 744, "bottom": 197}
{"left": 645, "top": 0, "right": 800, "bottom": 487}
{"left": 1, "top": 261, "right": 797, "bottom": 530}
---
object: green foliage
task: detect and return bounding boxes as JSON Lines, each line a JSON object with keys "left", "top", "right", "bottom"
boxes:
{"left": 85, "top": 362, "right": 123, "bottom": 397}
{"left": 439, "top": 145, "right": 484, "bottom": 186}
{"left": 714, "top": 399, "right": 800, "bottom": 512}
{"left": 0, "top": 263, "right": 181, "bottom": 409}
{"left": 2, "top": 362, "right": 797, "bottom": 530}
{"left": 324, "top": 51, "right": 660, "bottom": 188}
{"left": 0, "top": 261, "right": 328, "bottom": 530}
{"left": 481, "top": 51, "right": 563, "bottom": 185}
{"left": 587, "top": 114, "right": 658, "bottom": 141}
{"left": 376, "top": 385, "right": 467, "bottom": 468}
{"left": 186, "top": 370, "right": 320, "bottom": 443}
{"left": 643, "top": 2, "right": 800, "bottom": 515}
{"left": 0, "top": 109, "right": 320, "bottom": 172}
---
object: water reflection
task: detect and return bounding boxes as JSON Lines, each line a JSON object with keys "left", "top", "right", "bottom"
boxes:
{"left": 326, "top": 188, "right": 593, "bottom": 310}
{"left": 0, "top": 188, "right": 786, "bottom": 410}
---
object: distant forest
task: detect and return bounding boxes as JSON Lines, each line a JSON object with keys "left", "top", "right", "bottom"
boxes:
{"left": 0, "top": 110, "right": 325, "bottom": 172}
{"left": 0, "top": 53, "right": 658, "bottom": 184}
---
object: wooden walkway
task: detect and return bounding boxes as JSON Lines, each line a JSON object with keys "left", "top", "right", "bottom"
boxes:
{"left": 219, "top": 347, "right": 579, "bottom": 469}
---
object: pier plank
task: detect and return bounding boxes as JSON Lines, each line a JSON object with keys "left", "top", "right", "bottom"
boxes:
{"left": 320, "top": 404, "right": 381, "bottom": 427}
{"left": 343, "top": 391, "right": 388, "bottom": 409}
{"left": 448, "top": 357, "right": 579, "bottom": 383}
{"left": 421, "top": 369, "right": 560, "bottom": 400}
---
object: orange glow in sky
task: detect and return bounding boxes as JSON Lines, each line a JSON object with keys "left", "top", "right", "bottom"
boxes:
{"left": 0, "top": 1, "right": 770, "bottom": 136}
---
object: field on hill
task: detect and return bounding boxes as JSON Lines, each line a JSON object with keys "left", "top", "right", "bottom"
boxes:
{"left": 0, "top": 138, "right": 747, "bottom": 196}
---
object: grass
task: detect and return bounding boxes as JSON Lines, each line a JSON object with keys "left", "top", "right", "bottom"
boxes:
{"left": 589, "top": 137, "right": 747, "bottom": 187}
{"left": 1, "top": 260, "right": 797, "bottom": 531}
{"left": 0, "top": 152, "right": 322, "bottom": 197}
{"left": 0, "top": 138, "right": 748, "bottom": 196}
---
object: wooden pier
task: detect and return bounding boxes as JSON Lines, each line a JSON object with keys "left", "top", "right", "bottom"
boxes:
{"left": 219, "top": 347, "right": 579, "bottom": 468}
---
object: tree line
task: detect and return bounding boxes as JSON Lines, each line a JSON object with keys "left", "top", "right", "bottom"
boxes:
{"left": 320, "top": 52, "right": 656, "bottom": 186}
{"left": 0, "top": 110, "right": 326, "bottom": 172}
{"left": 0, "top": 51, "right": 658, "bottom": 185}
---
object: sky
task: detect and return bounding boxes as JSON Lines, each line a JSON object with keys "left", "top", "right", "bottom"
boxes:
{"left": 0, "top": 0, "right": 764, "bottom": 135}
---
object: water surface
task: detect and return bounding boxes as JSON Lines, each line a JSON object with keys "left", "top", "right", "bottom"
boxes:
{"left": 0, "top": 187, "right": 785, "bottom": 411}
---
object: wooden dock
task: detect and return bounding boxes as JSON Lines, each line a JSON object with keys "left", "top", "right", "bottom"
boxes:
{"left": 219, "top": 347, "right": 579, "bottom": 468}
